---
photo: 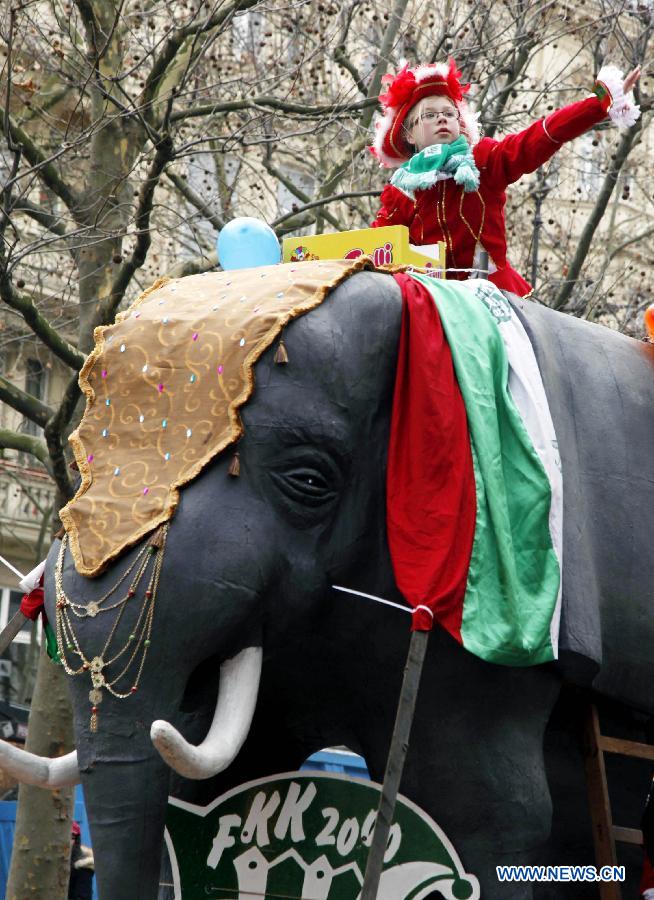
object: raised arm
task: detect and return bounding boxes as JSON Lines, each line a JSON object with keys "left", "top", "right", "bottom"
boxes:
{"left": 479, "top": 65, "right": 641, "bottom": 190}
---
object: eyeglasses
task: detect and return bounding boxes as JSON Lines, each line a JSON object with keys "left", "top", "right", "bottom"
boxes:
{"left": 409, "top": 109, "right": 459, "bottom": 128}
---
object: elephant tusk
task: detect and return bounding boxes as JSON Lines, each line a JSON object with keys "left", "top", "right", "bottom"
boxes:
{"left": 0, "top": 743, "right": 80, "bottom": 788}
{"left": 150, "top": 645, "right": 262, "bottom": 780}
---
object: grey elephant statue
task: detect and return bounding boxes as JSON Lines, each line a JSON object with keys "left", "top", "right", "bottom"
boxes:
{"left": 0, "top": 259, "right": 652, "bottom": 900}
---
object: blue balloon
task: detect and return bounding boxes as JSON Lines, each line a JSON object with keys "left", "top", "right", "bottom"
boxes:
{"left": 216, "top": 217, "right": 281, "bottom": 271}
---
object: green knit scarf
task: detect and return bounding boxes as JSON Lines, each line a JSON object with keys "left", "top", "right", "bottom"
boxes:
{"left": 390, "top": 136, "right": 480, "bottom": 198}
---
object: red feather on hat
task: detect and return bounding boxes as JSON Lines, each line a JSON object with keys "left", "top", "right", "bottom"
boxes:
{"left": 380, "top": 60, "right": 470, "bottom": 109}
{"left": 380, "top": 65, "right": 416, "bottom": 109}
{"left": 445, "top": 58, "right": 470, "bottom": 102}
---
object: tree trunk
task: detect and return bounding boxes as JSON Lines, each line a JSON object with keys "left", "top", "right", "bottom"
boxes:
{"left": 5, "top": 646, "right": 75, "bottom": 900}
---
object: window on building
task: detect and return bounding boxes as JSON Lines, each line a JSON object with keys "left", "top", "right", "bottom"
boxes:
{"left": 231, "top": 10, "right": 263, "bottom": 58}
{"left": 22, "top": 358, "right": 46, "bottom": 438}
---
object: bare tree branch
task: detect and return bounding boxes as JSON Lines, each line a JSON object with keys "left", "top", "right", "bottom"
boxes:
{"left": 166, "top": 169, "right": 224, "bottom": 230}
{"left": 100, "top": 133, "right": 176, "bottom": 324}
{"left": 608, "top": 222, "right": 654, "bottom": 260}
{"left": 0, "top": 275, "right": 84, "bottom": 371}
{"left": 165, "top": 251, "right": 217, "bottom": 279}
{"left": 0, "top": 108, "right": 79, "bottom": 213}
{"left": 140, "top": 0, "right": 263, "bottom": 126}
{"left": 360, "top": 0, "right": 411, "bottom": 132}
{"left": 334, "top": 46, "right": 367, "bottom": 96}
{"left": 311, "top": 0, "right": 409, "bottom": 234}
{"left": 1, "top": 8, "right": 22, "bottom": 233}
{"left": 0, "top": 429, "right": 51, "bottom": 470}
{"left": 44, "top": 373, "right": 81, "bottom": 501}
{"left": 482, "top": 34, "right": 537, "bottom": 137}
{"left": 333, "top": 0, "right": 366, "bottom": 94}
{"left": 263, "top": 155, "right": 341, "bottom": 230}
{"left": 13, "top": 199, "right": 70, "bottom": 238}
{"left": 271, "top": 189, "right": 380, "bottom": 229}
{"left": 552, "top": 122, "right": 642, "bottom": 310}
{"left": 73, "top": 0, "right": 101, "bottom": 52}
{"left": 171, "top": 96, "right": 375, "bottom": 123}
{"left": 0, "top": 376, "right": 53, "bottom": 427}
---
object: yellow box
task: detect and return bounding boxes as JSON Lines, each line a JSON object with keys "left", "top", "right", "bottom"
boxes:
{"left": 282, "top": 225, "right": 445, "bottom": 276}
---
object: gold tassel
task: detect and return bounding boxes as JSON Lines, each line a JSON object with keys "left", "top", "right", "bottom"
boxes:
{"left": 90, "top": 710, "right": 98, "bottom": 733}
{"left": 228, "top": 451, "right": 240, "bottom": 477}
{"left": 149, "top": 526, "right": 165, "bottom": 549}
{"left": 274, "top": 339, "right": 289, "bottom": 365}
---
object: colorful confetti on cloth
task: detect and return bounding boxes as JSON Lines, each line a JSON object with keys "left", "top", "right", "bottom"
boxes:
{"left": 62, "top": 258, "right": 377, "bottom": 577}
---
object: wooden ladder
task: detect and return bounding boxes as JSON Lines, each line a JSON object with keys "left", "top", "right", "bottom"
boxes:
{"left": 583, "top": 703, "right": 654, "bottom": 899}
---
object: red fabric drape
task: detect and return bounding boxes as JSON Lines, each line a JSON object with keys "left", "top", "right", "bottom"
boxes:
{"left": 387, "top": 274, "right": 476, "bottom": 638}
{"left": 20, "top": 584, "right": 44, "bottom": 621}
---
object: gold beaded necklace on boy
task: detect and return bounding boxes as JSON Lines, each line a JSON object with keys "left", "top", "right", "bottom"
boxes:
{"left": 54, "top": 525, "right": 168, "bottom": 733}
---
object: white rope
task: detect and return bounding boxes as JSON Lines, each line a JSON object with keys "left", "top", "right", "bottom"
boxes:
{"left": 413, "top": 604, "right": 434, "bottom": 620}
{"left": 332, "top": 585, "right": 411, "bottom": 614}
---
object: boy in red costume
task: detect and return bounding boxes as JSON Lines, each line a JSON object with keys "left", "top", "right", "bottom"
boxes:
{"left": 370, "top": 60, "right": 640, "bottom": 296}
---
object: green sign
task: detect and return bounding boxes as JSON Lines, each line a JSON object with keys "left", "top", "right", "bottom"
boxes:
{"left": 165, "top": 771, "right": 480, "bottom": 899}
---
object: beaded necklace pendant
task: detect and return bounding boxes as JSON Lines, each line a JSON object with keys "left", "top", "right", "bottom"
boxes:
{"left": 54, "top": 525, "right": 168, "bottom": 732}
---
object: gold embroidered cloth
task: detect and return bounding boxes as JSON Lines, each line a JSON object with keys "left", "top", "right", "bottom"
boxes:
{"left": 62, "top": 258, "right": 375, "bottom": 576}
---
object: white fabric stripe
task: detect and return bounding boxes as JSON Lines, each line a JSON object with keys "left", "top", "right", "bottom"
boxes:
{"left": 463, "top": 281, "right": 563, "bottom": 657}
{"left": 18, "top": 559, "right": 47, "bottom": 593}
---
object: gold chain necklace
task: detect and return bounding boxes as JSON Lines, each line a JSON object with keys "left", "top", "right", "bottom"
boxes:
{"left": 54, "top": 525, "right": 168, "bottom": 732}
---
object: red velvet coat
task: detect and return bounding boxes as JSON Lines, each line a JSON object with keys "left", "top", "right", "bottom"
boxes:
{"left": 371, "top": 96, "right": 608, "bottom": 296}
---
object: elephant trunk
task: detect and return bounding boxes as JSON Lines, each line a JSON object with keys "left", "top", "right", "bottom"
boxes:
{"left": 82, "top": 747, "right": 171, "bottom": 900}
{"left": 150, "top": 645, "right": 262, "bottom": 779}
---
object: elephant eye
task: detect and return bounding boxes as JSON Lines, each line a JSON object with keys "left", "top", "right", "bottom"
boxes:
{"left": 271, "top": 466, "right": 336, "bottom": 506}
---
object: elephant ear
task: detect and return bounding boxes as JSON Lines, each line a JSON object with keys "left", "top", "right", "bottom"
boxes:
{"left": 61, "top": 258, "right": 381, "bottom": 577}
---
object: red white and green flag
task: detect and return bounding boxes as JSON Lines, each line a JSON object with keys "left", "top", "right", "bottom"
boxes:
{"left": 387, "top": 273, "right": 562, "bottom": 666}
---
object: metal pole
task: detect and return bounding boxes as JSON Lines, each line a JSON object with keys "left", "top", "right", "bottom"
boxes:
{"left": 478, "top": 249, "right": 489, "bottom": 280}
{"left": 360, "top": 629, "right": 430, "bottom": 899}
{"left": 531, "top": 192, "right": 543, "bottom": 289}
{"left": 0, "top": 612, "right": 30, "bottom": 656}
